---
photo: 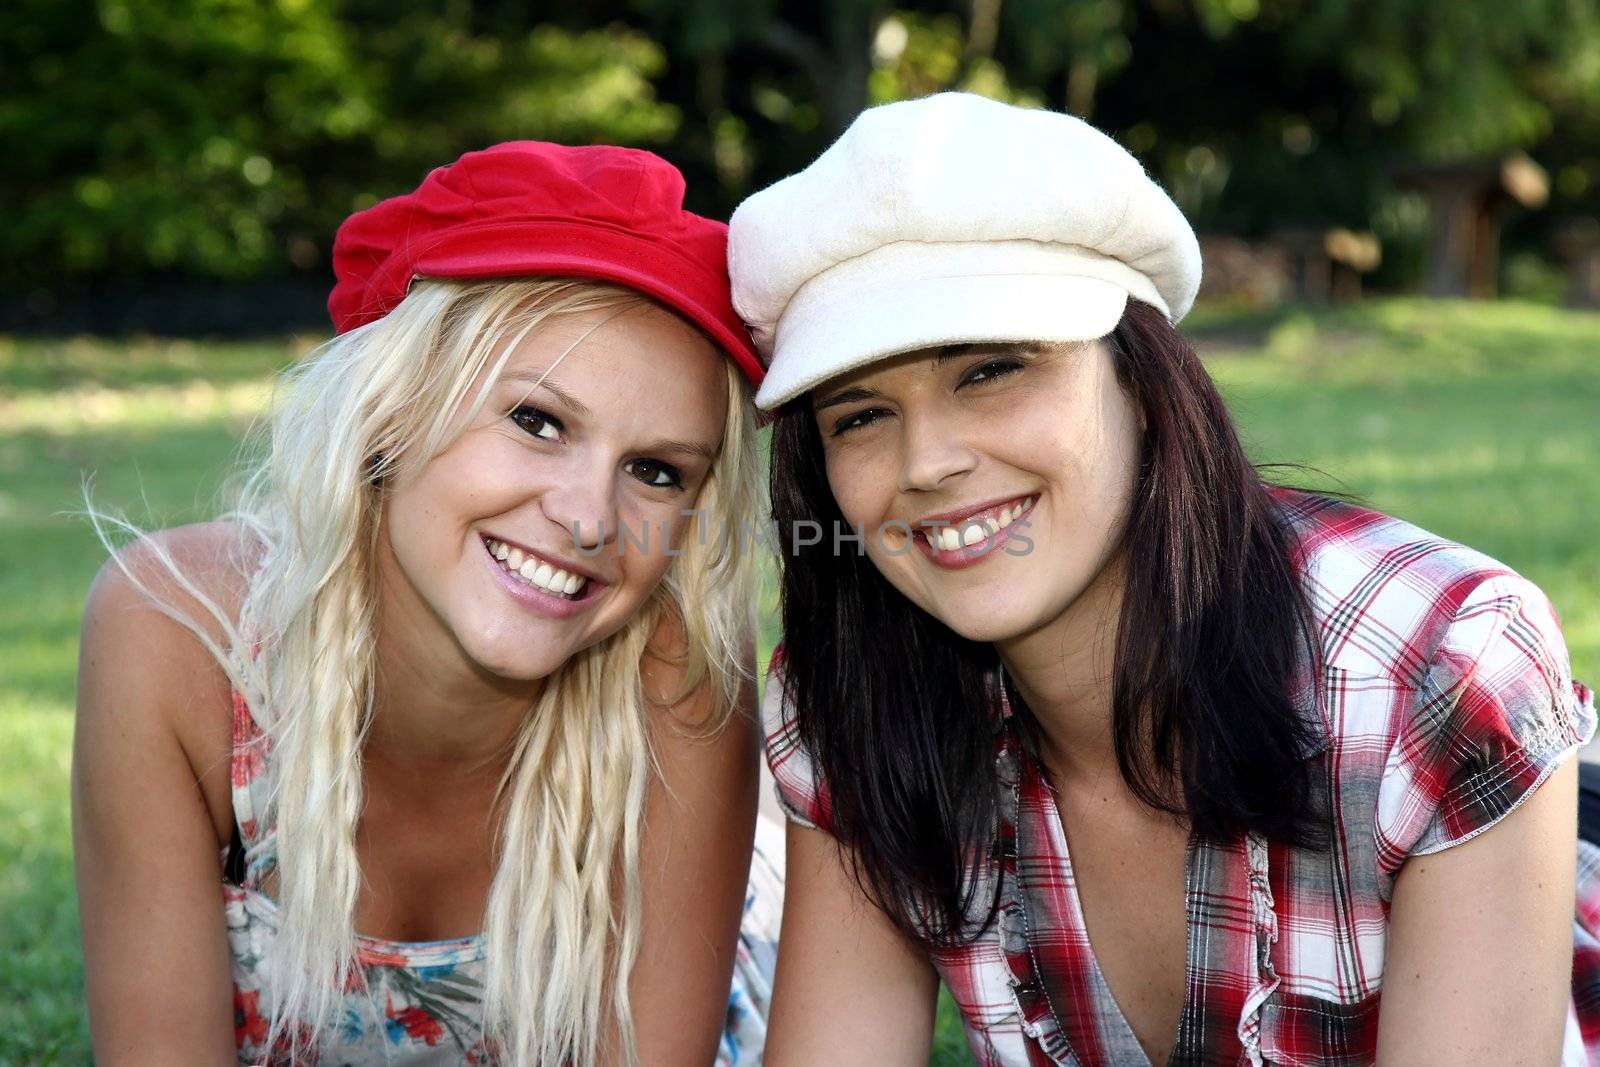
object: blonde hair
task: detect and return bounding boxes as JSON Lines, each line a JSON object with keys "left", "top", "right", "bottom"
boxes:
{"left": 96, "top": 277, "right": 762, "bottom": 1063}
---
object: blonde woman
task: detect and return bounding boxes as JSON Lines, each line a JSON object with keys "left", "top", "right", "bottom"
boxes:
{"left": 73, "top": 142, "right": 779, "bottom": 1065}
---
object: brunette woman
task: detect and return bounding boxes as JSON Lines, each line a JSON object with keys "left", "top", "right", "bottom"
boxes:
{"left": 734, "top": 93, "right": 1598, "bottom": 1065}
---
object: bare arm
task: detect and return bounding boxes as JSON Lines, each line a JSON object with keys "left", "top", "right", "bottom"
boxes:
{"left": 74, "top": 529, "right": 243, "bottom": 1065}
{"left": 1375, "top": 758, "right": 1577, "bottom": 1066}
{"left": 764, "top": 820, "right": 940, "bottom": 1067}
{"left": 619, "top": 618, "right": 761, "bottom": 1066}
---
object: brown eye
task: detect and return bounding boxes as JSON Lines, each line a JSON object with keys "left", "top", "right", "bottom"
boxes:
{"left": 625, "top": 459, "right": 684, "bottom": 490}
{"left": 961, "top": 358, "right": 1023, "bottom": 387}
{"left": 830, "top": 407, "right": 889, "bottom": 437}
{"left": 510, "top": 405, "right": 562, "bottom": 442}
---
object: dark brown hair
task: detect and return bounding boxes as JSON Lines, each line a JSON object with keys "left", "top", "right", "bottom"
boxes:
{"left": 767, "top": 298, "right": 1327, "bottom": 947}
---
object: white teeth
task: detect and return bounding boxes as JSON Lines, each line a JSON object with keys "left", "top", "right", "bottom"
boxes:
{"left": 490, "top": 537, "right": 589, "bottom": 599}
{"left": 924, "top": 496, "right": 1039, "bottom": 555}
{"left": 999, "top": 497, "right": 1035, "bottom": 529}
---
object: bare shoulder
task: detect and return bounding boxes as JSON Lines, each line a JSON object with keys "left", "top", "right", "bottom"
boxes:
{"left": 87, "top": 517, "right": 255, "bottom": 615}
{"left": 78, "top": 520, "right": 260, "bottom": 811}
{"left": 73, "top": 519, "right": 255, "bottom": 1058}
{"left": 82, "top": 520, "right": 256, "bottom": 688}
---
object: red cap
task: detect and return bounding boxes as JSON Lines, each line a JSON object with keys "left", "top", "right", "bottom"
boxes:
{"left": 328, "top": 141, "right": 764, "bottom": 386}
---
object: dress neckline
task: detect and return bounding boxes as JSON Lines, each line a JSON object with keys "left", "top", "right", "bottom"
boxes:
{"left": 226, "top": 689, "right": 488, "bottom": 968}
{"left": 1004, "top": 732, "right": 1196, "bottom": 1067}
{"left": 990, "top": 715, "right": 1282, "bottom": 1066}
{"left": 227, "top": 879, "right": 489, "bottom": 968}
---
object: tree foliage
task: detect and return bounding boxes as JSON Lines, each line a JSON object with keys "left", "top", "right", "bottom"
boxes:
{"left": 3, "top": 0, "right": 674, "bottom": 286}
{"left": 5, "top": 0, "right": 1598, "bottom": 294}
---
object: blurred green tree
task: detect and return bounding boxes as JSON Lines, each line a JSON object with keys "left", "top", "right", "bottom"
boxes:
{"left": 5, "top": 0, "right": 1598, "bottom": 298}
{"left": 2, "top": 0, "right": 675, "bottom": 289}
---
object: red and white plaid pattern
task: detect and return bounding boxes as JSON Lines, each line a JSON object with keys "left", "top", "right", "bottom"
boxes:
{"left": 765, "top": 489, "right": 1600, "bottom": 1065}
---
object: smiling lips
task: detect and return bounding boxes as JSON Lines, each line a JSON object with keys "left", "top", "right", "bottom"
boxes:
{"left": 483, "top": 536, "right": 592, "bottom": 599}
{"left": 911, "top": 494, "right": 1037, "bottom": 566}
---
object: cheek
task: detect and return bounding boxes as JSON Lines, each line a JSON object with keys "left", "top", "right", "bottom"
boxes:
{"left": 384, "top": 446, "right": 511, "bottom": 558}
{"left": 1092, "top": 392, "right": 1146, "bottom": 513}
{"left": 392, "top": 473, "right": 457, "bottom": 542}
{"left": 617, "top": 501, "right": 693, "bottom": 583}
{"left": 824, "top": 447, "right": 889, "bottom": 528}
{"left": 1010, "top": 395, "right": 1142, "bottom": 535}
{"left": 426, "top": 437, "right": 541, "bottom": 522}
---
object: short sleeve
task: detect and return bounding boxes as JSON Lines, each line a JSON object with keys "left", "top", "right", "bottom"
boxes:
{"left": 760, "top": 645, "right": 835, "bottom": 835}
{"left": 1376, "top": 574, "right": 1598, "bottom": 876}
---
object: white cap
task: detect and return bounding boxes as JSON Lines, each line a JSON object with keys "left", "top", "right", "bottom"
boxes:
{"left": 728, "top": 92, "right": 1203, "bottom": 410}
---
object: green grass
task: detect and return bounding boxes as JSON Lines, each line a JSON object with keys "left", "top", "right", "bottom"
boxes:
{"left": 2, "top": 298, "right": 1596, "bottom": 1064}
{"left": 0, "top": 336, "right": 292, "bottom": 1065}
{"left": 1190, "top": 299, "right": 1600, "bottom": 676}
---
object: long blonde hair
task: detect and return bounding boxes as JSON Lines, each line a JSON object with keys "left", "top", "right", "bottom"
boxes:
{"left": 96, "top": 277, "right": 762, "bottom": 1063}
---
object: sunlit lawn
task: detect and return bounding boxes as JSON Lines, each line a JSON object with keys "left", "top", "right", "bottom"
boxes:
{"left": 2, "top": 298, "right": 1596, "bottom": 1065}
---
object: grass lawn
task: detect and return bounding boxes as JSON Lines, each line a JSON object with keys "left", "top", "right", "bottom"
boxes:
{"left": 2, "top": 298, "right": 1596, "bottom": 1064}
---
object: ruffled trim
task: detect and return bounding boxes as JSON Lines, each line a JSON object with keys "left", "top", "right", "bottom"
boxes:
{"left": 1236, "top": 832, "right": 1282, "bottom": 1066}
{"left": 992, "top": 728, "right": 1073, "bottom": 1061}
{"left": 1522, "top": 677, "right": 1597, "bottom": 762}
{"left": 989, "top": 676, "right": 1289, "bottom": 1066}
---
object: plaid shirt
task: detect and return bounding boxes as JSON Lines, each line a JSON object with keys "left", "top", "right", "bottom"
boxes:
{"left": 764, "top": 489, "right": 1600, "bottom": 1066}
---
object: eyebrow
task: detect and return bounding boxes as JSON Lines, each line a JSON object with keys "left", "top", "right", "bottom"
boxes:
{"left": 812, "top": 385, "right": 879, "bottom": 412}
{"left": 932, "top": 342, "right": 989, "bottom": 365}
{"left": 501, "top": 367, "right": 591, "bottom": 417}
{"left": 642, "top": 438, "right": 719, "bottom": 462}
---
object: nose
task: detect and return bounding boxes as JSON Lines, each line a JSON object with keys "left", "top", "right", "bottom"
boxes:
{"left": 540, "top": 471, "right": 618, "bottom": 554}
{"left": 897, "top": 409, "right": 977, "bottom": 493}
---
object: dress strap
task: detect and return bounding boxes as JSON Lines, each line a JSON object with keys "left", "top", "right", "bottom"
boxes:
{"left": 228, "top": 688, "right": 273, "bottom": 874}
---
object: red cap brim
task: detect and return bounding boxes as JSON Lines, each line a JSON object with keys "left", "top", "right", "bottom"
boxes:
{"left": 330, "top": 218, "right": 765, "bottom": 387}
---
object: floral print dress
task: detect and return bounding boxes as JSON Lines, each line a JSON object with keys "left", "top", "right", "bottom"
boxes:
{"left": 223, "top": 691, "right": 781, "bottom": 1065}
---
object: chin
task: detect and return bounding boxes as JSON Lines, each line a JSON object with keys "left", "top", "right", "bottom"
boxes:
{"left": 945, "top": 619, "right": 1029, "bottom": 644}
{"left": 474, "top": 647, "right": 568, "bottom": 684}
{"left": 453, "top": 623, "right": 573, "bottom": 683}
{"left": 925, "top": 604, "right": 1032, "bottom": 645}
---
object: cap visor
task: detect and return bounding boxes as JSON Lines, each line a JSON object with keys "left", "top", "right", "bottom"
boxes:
{"left": 754, "top": 272, "right": 1128, "bottom": 410}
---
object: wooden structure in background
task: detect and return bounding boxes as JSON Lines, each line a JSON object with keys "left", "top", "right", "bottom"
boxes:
{"left": 1392, "top": 154, "right": 1550, "bottom": 298}
{"left": 1269, "top": 227, "right": 1382, "bottom": 303}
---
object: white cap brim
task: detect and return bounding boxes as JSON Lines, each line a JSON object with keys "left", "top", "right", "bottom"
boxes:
{"left": 752, "top": 239, "right": 1165, "bottom": 410}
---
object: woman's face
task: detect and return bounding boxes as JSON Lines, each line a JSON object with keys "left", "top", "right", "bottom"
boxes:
{"left": 812, "top": 340, "right": 1142, "bottom": 645}
{"left": 378, "top": 300, "right": 729, "bottom": 683}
